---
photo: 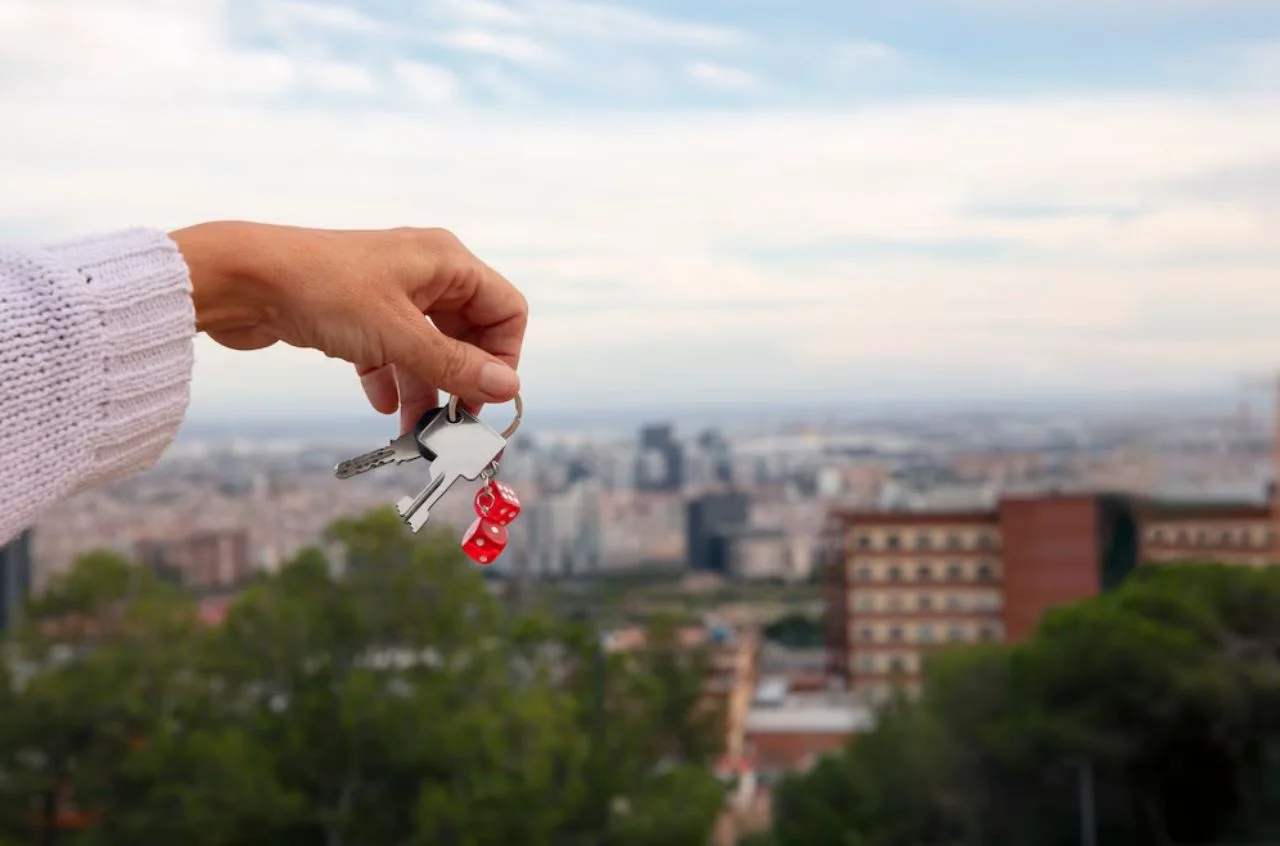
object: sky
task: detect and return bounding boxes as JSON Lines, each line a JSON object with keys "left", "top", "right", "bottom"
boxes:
{"left": 6, "top": 0, "right": 1280, "bottom": 425}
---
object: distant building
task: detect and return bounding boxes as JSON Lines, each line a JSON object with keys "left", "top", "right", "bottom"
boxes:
{"left": 507, "top": 478, "right": 602, "bottom": 577}
{"left": 686, "top": 491, "right": 751, "bottom": 573}
{"left": 722, "top": 527, "right": 795, "bottom": 581}
{"left": 825, "top": 493, "right": 1143, "bottom": 703}
{"left": 0, "top": 529, "right": 33, "bottom": 633}
{"left": 134, "top": 530, "right": 253, "bottom": 591}
{"left": 1140, "top": 500, "right": 1276, "bottom": 566}
{"left": 693, "top": 429, "right": 734, "bottom": 486}
{"left": 743, "top": 684, "right": 872, "bottom": 776}
{"left": 635, "top": 424, "right": 685, "bottom": 492}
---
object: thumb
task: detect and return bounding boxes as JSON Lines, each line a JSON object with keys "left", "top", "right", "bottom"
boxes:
{"left": 388, "top": 308, "right": 521, "bottom": 409}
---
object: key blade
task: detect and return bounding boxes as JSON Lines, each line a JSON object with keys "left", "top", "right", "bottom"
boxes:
{"left": 397, "top": 474, "right": 446, "bottom": 533}
{"left": 335, "top": 432, "right": 422, "bottom": 479}
{"left": 335, "top": 446, "right": 395, "bottom": 479}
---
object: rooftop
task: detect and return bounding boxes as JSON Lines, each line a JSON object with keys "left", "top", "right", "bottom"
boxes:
{"left": 744, "top": 694, "right": 874, "bottom": 735}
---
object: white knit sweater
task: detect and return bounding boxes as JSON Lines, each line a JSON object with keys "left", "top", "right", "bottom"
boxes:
{"left": 0, "top": 228, "right": 195, "bottom": 545}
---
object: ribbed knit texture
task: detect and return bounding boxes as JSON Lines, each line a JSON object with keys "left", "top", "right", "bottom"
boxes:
{"left": 0, "top": 228, "right": 195, "bottom": 544}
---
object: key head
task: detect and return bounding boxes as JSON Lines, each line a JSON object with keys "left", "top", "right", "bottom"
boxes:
{"left": 411, "top": 408, "right": 444, "bottom": 458}
{"left": 415, "top": 408, "right": 508, "bottom": 479}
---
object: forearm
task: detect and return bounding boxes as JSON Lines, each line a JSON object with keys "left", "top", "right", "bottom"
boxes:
{"left": 0, "top": 229, "right": 195, "bottom": 544}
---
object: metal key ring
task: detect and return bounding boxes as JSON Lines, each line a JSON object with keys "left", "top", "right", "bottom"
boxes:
{"left": 446, "top": 391, "right": 523, "bottom": 440}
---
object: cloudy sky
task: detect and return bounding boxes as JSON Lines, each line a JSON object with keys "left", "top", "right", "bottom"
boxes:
{"left": 6, "top": 0, "right": 1280, "bottom": 422}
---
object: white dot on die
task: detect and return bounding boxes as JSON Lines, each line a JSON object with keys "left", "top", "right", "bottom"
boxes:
{"left": 476, "top": 538, "right": 485, "bottom": 546}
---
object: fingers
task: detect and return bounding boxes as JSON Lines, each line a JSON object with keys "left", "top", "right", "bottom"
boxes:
{"left": 357, "top": 364, "right": 399, "bottom": 415}
{"left": 404, "top": 229, "right": 529, "bottom": 373}
{"left": 387, "top": 303, "right": 521, "bottom": 412}
{"left": 395, "top": 367, "right": 439, "bottom": 436}
{"left": 355, "top": 363, "right": 440, "bottom": 435}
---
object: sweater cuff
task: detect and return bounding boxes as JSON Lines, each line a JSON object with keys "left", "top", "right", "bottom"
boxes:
{"left": 45, "top": 228, "right": 196, "bottom": 489}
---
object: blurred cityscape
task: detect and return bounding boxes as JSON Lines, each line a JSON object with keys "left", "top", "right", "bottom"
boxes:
{"left": 7, "top": 381, "right": 1280, "bottom": 841}
{"left": 27, "top": 384, "right": 1278, "bottom": 590}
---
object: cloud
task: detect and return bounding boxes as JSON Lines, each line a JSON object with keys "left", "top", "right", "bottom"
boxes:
{"left": 924, "top": 0, "right": 1280, "bottom": 20}
{"left": 519, "top": 0, "right": 743, "bottom": 47}
{"left": 5, "top": 0, "right": 1280, "bottom": 414}
{"left": 830, "top": 40, "right": 898, "bottom": 73}
{"left": 428, "top": 0, "right": 531, "bottom": 27}
{"left": 686, "top": 61, "right": 764, "bottom": 93}
{"left": 272, "top": 0, "right": 384, "bottom": 33}
{"left": 430, "top": 28, "right": 558, "bottom": 65}
{"left": 392, "top": 60, "right": 461, "bottom": 105}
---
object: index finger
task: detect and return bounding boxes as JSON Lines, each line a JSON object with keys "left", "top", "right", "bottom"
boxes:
{"left": 405, "top": 230, "right": 529, "bottom": 372}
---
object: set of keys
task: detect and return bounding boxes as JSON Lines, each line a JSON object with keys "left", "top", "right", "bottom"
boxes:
{"left": 333, "top": 393, "right": 524, "bottom": 565}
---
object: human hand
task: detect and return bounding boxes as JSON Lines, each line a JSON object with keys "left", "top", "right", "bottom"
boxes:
{"left": 170, "top": 222, "right": 527, "bottom": 434}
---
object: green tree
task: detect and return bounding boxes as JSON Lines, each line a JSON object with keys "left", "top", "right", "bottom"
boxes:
{"left": 0, "top": 508, "right": 730, "bottom": 846}
{"left": 762, "top": 613, "right": 824, "bottom": 649}
{"left": 772, "top": 564, "right": 1280, "bottom": 846}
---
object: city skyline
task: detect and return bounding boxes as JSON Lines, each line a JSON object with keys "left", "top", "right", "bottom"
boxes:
{"left": 8, "top": 1, "right": 1280, "bottom": 412}
{"left": 174, "top": 380, "right": 1268, "bottom": 443}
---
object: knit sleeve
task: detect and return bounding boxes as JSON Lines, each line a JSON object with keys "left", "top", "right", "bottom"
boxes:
{"left": 0, "top": 228, "right": 195, "bottom": 544}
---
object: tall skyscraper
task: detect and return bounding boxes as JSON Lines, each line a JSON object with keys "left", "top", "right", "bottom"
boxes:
{"left": 0, "top": 529, "right": 33, "bottom": 633}
{"left": 686, "top": 491, "right": 750, "bottom": 573}
{"left": 635, "top": 423, "right": 685, "bottom": 492}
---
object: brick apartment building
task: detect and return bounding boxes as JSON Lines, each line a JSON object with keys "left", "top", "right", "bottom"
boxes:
{"left": 824, "top": 492, "right": 1277, "bottom": 701}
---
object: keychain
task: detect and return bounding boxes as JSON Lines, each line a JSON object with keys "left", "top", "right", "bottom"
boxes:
{"left": 333, "top": 393, "right": 524, "bottom": 565}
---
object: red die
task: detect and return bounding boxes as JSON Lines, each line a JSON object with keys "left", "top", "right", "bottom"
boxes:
{"left": 474, "top": 481, "right": 522, "bottom": 526}
{"left": 461, "top": 518, "right": 508, "bottom": 566}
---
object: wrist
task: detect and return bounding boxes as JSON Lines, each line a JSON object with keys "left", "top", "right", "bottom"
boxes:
{"left": 169, "top": 221, "right": 275, "bottom": 334}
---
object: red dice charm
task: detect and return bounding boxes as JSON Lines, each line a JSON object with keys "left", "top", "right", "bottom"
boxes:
{"left": 461, "top": 518, "right": 508, "bottom": 565}
{"left": 474, "top": 480, "right": 522, "bottom": 526}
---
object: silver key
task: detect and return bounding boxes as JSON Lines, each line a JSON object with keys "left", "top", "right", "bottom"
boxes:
{"left": 334, "top": 409, "right": 446, "bottom": 479}
{"left": 334, "top": 430, "right": 423, "bottom": 479}
{"left": 395, "top": 407, "right": 508, "bottom": 533}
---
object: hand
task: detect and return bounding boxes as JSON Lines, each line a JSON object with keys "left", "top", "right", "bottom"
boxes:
{"left": 170, "top": 222, "right": 527, "bottom": 434}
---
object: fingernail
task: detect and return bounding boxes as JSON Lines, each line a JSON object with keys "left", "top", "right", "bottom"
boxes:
{"left": 478, "top": 361, "right": 520, "bottom": 398}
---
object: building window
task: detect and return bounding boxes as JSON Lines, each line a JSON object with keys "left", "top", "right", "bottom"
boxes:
{"left": 1151, "top": 529, "right": 1165, "bottom": 543}
{"left": 857, "top": 655, "right": 876, "bottom": 673}
{"left": 977, "top": 534, "right": 996, "bottom": 550}
{"left": 946, "top": 533, "right": 962, "bottom": 550}
{"left": 918, "top": 594, "right": 934, "bottom": 611}
{"left": 947, "top": 625, "right": 964, "bottom": 643}
{"left": 918, "top": 624, "right": 934, "bottom": 642}
{"left": 946, "top": 563, "right": 963, "bottom": 581}
{"left": 888, "top": 565, "right": 903, "bottom": 581}
{"left": 979, "top": 625, "right": 997, "bottom": 642}
{"left": 889, "top": 626, "right": 903, "bottom": 642}
{"left": 917, "top": 563, "right": 934, "bottom": 580}
{"left": 857, "top": 535, "right": 872, "bottom": 549}
{"left": 1220, "top": 530, "right": 1231, "bottom": 546}
{"left": 888, "top": 656, "right": 906, "bottom": 673}
{"left": 886, "top": 534, "right": 901, "bottom": 549}
{"left": 1176, "top": 529, "right": 1188, "bottom": 544}
{"left": 858, "top": 627, "right": 874, "bottom": 642}
{"left": 915, "top": 533, "right": 932, "bottom": 550}
{"left": 946, "top": 594, "right": 963, "bottom": 610}
{"left": 855, "top": 594, "right": 873, "bottom": 611}
{"left": 1196, "top": 529, "right": 1208, "bottom": 545}
{"left": 887, "top": 595, "right": 903, "bottom": 611}
{"left": 976, "top": 563, "right": 994, "bottom": 581}
{"left": 856, "top": 566, "right": 872, "bottom": 582}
